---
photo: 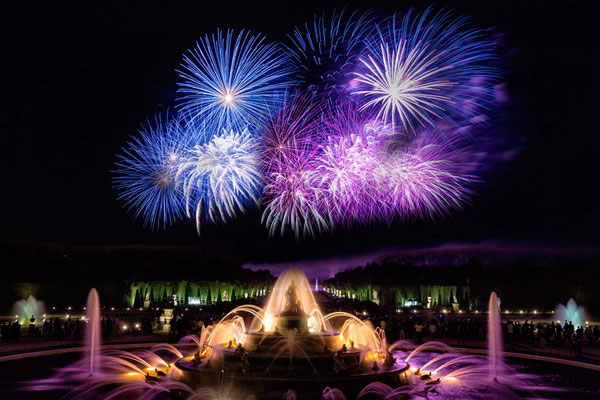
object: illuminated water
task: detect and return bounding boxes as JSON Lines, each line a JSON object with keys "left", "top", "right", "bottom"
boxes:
{"left": 488, "top": 291, "right": 503, "bottom": 379}
{"left": 11, "top": 295, "right": 46, "bottom": 325}
{"left": 85, "top": 288, "right": 101, "bottom": 375}
{"left": 555, "top": 299, "right": 588, "bottom": 328}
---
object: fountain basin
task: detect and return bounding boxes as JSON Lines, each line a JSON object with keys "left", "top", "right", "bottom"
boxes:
{"left": 175, "top": 356, "right": 409, "bottom": 399}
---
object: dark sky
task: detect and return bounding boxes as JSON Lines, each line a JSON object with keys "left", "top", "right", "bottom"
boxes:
{"left": 1, "top": 0, "right": 599, "bottom": 263}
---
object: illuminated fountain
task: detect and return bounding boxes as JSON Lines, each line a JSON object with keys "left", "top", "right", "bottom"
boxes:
{"left": 11, "top": 295, "right": 46, "bottom": 326}
{"left": 555, "top": 298, "right": 588, "bottom": 328}
{"left": 488, "top": 291, "right": 503, "bottom": 380}
{"left": 86, "top": 288, "right": 101, "bottom": 376}
{"left": 174, "top": 267, "right": 409, "bottom": 398}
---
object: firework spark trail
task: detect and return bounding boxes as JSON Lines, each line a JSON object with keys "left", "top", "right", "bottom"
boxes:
{"left": 353, "top": 6, "right": 499, "bottom": 132}
{"left": 113, "top": 115, "right": 193, "bottom": 231}
{"left": 286, "top": 9, "right": 376, "bottom": 98}
{"left": 177, "top": 29, "right": 294, "bottom": 131}
{"left": 177, "top": 128, "right": 262, "bottom": 235}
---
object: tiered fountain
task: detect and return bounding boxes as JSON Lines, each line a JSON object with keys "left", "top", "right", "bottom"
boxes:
{"left": 174, "top": 268, "right": 409, "bottom": 398}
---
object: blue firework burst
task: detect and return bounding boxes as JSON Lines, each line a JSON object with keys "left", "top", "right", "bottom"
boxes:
{"left": 177, "top": 29, "right": 294, "bottom": 131}
{"left": 286, "top": 9, "right": 376, "bottom": 98}
{"left": 113, "top": 115, "right": 195, "bottom": 231}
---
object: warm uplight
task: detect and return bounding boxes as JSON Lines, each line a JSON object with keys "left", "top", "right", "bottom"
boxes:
{"left": 123, "top": 325, "right": 128, "bottom": 330}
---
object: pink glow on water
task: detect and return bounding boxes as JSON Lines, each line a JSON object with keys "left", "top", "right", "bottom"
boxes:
{"left": 85, "top": 288, "right": 101, "bottom": 375}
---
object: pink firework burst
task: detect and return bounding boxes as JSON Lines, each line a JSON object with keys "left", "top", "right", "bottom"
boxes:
{"left": 380, "top": 130, "right": 478, "bottom": 220}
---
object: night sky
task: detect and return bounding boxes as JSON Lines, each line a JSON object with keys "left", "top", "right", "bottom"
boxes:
{"left": 2, "top": 0, "right": 599, "bottom": 263}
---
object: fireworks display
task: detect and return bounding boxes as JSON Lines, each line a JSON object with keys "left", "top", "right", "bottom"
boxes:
{"left": 114, "top": 6, "right": 506, "bottom": 238}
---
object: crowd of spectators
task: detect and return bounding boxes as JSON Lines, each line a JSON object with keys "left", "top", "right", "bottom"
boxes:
{"left": 1, "top": 321, "right": 22, "bottom": 343}
{"left": 320, "top": 292, "right": 600, "bottom": 357}
{"left": 3, "top": 295, "right": 600, "bottom": 361}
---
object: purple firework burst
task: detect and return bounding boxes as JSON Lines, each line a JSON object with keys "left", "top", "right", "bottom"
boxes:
{"left": 259, "top": 95, "right": 330, "bottom": 238}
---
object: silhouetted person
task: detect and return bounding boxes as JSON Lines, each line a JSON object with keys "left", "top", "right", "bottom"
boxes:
{"left": 12, "top": 321, "right": 21, "bottom": 342}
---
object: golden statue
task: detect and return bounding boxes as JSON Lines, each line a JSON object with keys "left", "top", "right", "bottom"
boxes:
{"left": 284, "top": 281, "right": 302, "bottom": 314}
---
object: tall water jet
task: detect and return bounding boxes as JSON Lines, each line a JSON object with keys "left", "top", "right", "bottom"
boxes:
{"left": 86, "top": 288, "right": 101, "bottom": 376}
{"left": 555, "top": 298, "right": 588, "bottom": 328}
{"left": 11, "top": 295, "right": 46, "bottom": 325}
{"left": 251, "top": 267, "right": 328, "bottom": 333}
{"left": 487, "top": 292, "right": 503, "bottom": 380}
